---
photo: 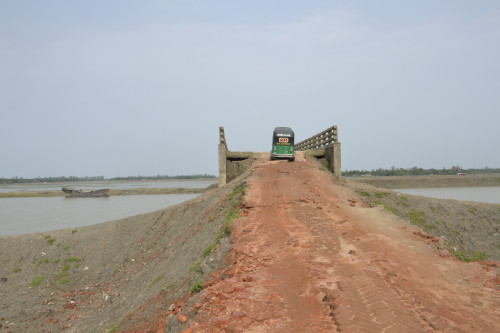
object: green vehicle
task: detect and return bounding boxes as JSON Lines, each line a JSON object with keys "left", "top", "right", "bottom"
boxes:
{"left": 270, "top": 127, "right": 295, "bottom": 161}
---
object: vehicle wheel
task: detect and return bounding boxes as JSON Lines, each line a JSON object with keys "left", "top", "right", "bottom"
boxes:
{"left": 288, "top": 157, "right": 295, "bottom": 162}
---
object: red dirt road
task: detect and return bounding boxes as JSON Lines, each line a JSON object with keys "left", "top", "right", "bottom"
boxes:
{"left": 191, "top": 153, "right": 500, "bottom": 332}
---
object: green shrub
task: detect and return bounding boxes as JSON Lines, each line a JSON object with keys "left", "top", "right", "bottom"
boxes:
{"left": 190, "top": 281, "right": 203, "bottom": 293}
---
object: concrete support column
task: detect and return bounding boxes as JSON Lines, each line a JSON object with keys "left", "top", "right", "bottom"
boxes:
{"left": 218, "top": 144, "right": 227, "bottom": 186}
{"left": 325, "top": 143, "right": 341, "bottom": 178}
{"left": 333, "top": 142, "right": 341, "bottom": 178}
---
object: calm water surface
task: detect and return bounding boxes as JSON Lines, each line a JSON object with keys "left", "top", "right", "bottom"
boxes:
{"left": 395, "top": 187, "right": 500, "bottom": 204}
{"left": 0, "top": 194, "right": 198, "bottom": 236}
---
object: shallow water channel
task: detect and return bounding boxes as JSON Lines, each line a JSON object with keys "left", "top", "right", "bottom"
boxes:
{"left": 0, "top": 194, "right": 199, "bottom": 236}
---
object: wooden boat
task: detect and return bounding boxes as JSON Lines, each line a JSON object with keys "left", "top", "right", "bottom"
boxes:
{"left": 62, "top": 188, "right": 110, "bottom": 197}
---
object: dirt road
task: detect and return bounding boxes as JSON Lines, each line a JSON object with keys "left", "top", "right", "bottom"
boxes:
{"left": 190, "top": 153, "right": 500, "bottom": 332}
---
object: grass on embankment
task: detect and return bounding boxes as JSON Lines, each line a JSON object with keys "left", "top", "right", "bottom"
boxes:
{"left": 346, "top": 179, "right": 500, "bottom": 263}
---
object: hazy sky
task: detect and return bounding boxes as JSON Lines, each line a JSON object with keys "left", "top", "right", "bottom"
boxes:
{"left": 1, "top": 0, "right": 499, "bottom": 178}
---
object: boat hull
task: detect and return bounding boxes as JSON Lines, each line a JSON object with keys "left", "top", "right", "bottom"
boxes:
{"left": 62, "top": 188, "right": 110, "bottom": 197}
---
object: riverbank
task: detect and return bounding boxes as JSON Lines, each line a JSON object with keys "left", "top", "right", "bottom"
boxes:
{"left": 347, "top": 173, "right": 500, "bottom": 189}
{"left": 0, "top": 185, "right": 216, "bottom": 198}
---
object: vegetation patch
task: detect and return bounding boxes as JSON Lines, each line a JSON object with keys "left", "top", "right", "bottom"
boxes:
{"left": 375, "top": 191, "right": 390, "bottom": 198}
{"left": 59, "top": 276, "right": 71, "bottom": 284}
{"left": 190, "top": 261, "right": 201, "bottom": 273}
{"left": 55, "top": 270, "right": 68, "bottom": 279}
{"left": 148, "top": 275, "right": 163, "bottom": 289}
{"left": 358, "top": 191, "right": 370, "bottom": 198}
{"left": 190, "top": 281, "right": 203, "bottom": 293}
{"left": 374, "top": 200, "right": 399, "bottom": 215}
{"left": 467, "top": 207, "right": 478, "bottom": 215}
{"left": 204, "top": 182, "right": 247, "bottom": 258}
{"left": 31, "top": 276, "right": 45, "bottom": 287}
{"left": 407, "top": 209, "right": 425, "bottom": 227}
{"left": 37, "top": 258, "right": 50, "bottom": 265}
{"left": 13, "top": 268, "right": 21, "bottom": 273}
{"left": 107, "top": 325, "right": 119, "bottom": 333}
{"left": 454, "top": 250, "right": 486, "bottom": 262}
{"left": 65, "top": 257, "right": 82, "bottom": 263}
{"left": 44, "top": 235, "right": 56, "bottom": 245}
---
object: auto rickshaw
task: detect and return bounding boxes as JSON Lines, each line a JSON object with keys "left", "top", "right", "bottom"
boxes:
{"left": 270, "top": 127, "right": 295, "bottom": 161}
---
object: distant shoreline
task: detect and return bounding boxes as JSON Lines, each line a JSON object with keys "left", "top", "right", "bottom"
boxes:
{"left": 0, "top": 186, "right": 215, "bottom": 198}
{"left": 347, "top": 173, "right": 500, "bottom": 189}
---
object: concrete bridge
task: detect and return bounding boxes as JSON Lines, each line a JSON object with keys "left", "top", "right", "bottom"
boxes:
{"left": 218, "top": 125, "right": 341, "bottom": 186}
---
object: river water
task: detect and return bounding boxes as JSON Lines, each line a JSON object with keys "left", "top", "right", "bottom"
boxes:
{"left": 395, "top": 187, "right": 500, "bottom": 204}
{"left": 0, "top": 180, "right": 216, "bottom": 236}
{"left": 0, "top": 194, "right": 199, "bottom": 236}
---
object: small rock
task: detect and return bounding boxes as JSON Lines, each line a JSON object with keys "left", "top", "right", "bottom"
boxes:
{"left": 177, "top": 314, "right": 187, "bottom": 323}
{"left": 168, "top": 304, "right": 176, "bottom": 311}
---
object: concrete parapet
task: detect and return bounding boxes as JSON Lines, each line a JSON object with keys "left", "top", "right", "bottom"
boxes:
{"left": 296, "top": 125, "right": 341, "bottom": 177}
{"left": 218, "top": 127, "right": 258, "bottom": 186}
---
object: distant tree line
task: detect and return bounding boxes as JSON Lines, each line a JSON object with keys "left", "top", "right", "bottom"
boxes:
{"left": 343, "top": 166, "right": 500, "bottom": 177}
{"left": 0, "top": 174, "right": 216, "bottom": 184}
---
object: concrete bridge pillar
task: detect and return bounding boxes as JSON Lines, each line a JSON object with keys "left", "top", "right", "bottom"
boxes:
{"left": 218, "top": 127, "right": 227, "bottom": 186}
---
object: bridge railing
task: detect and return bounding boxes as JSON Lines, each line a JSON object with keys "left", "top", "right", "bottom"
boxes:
{"left": 295, "top": 125, "right": 341, "bottom": 178}
{"left": 295, "top": 125, "right": 338, "bottom": 151}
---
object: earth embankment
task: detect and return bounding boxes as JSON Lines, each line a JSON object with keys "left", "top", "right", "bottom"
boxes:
{"left": 0, "top": 175, "right": 244, "bottom": 332}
